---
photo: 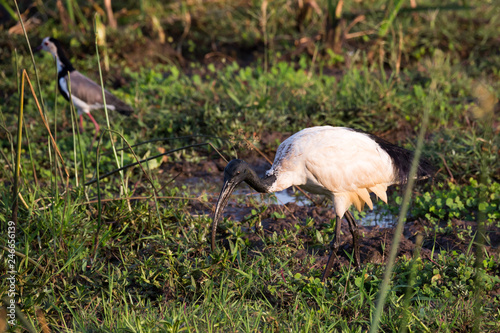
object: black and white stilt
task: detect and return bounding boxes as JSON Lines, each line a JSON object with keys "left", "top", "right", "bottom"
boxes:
{"left": 36, "top": 37, "right": 133, "bottom": 132}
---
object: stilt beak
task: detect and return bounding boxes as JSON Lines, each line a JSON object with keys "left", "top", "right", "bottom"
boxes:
{"left": 211, "top": 178, "right": 239, "bottom": 251}
{"left": 34, "top": 44, "right": 43, "bottom": 53}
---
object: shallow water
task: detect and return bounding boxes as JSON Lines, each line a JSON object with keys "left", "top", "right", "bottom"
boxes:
{"left": 247, "top": 189, "right": 398, "bottom": 228}
{"left": 177, "top": 177, "right": 397, "bottom": 228}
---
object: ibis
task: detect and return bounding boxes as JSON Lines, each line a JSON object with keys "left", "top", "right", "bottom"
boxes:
{"left": 36, "top": 37, "right": 133, "bottom": 132}
{"left": 211, "top": 126, "right": 433, "bottom": 281}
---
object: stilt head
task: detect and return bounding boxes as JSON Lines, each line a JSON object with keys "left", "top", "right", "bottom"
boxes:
{"left": 211, "top": 159, "right": 251, "bottom": 251}
{"left": 35, "top": 37, "right": 74, "bottom": 72}
{"left": 35, "top": 37, "right": 58, "bottom": 57}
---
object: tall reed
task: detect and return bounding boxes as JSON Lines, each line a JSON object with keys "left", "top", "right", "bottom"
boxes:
{"left": 369, "top": 85, "right": 431, "bottom": 332}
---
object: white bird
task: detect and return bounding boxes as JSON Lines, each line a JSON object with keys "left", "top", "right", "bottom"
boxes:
{"left": 36, "top": 37, "right": 133, "bottom": 132}
{"left": 211, "top": 126, "right": 433, "bottom": 281}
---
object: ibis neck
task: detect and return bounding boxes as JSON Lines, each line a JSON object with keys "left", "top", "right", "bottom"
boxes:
{"left": 244, "top": 168, "right": 276, "bottom": 194}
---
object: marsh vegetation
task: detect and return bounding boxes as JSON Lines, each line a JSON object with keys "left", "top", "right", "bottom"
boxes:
{"left": 0, "top": 0, "right": 499, "bottom": 331}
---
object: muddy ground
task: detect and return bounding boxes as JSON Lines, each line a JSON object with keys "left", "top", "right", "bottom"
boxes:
{"left": 163, "top": 155, "right": 500, "bottom": 271}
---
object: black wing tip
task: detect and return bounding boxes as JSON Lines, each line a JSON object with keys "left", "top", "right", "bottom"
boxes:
{"left": 115, "top": 101, "right": 134, "bottom": 115}
{"left": 105, "top": 92, "right": 134, "bottom": 115}
{"left": 117, "top": 108, "right": 134, "bottom": 116}
{"left": 350, "top": 128, "right": 434, "bottom": 183}
{"left": 416, "top": 156, "right": 435, "bottom": 180}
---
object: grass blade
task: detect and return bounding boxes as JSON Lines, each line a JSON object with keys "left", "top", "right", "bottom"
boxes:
{"left": 11, "top": 69, "right": 25, "bottom": 224}
{"left": 369, "top": 86, "right": 431, "bottom": 333}
{"left": 93, "top": 13, "right": 131, "bottom": 210}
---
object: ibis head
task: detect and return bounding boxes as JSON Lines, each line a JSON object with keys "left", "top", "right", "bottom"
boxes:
{"left": 211, "top": 159, "right": 276, "bottom": 251}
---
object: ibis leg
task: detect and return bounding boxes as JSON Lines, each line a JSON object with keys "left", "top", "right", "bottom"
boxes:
{"left": 321, "top": 215, "right": 342, "bottom": 282}
{"left": 345, "top": 211, "right": 361, "bottom": 268}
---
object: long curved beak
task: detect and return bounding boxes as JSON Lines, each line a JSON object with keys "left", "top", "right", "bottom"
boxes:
{"left": 211, "top": 178, "right": 239, "bottom": 251}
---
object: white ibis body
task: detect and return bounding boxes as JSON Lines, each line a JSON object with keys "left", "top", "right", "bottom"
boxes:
{"left": 36, "top": 37, "right": 133, "bottom": 132}
{"left": 211, "top": 126, "right": 433, "bottom": 281}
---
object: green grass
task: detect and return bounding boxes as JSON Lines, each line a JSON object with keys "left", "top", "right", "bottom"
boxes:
{"left": 4, "top": 193, "right": 499, "bottom": 331}
{"left": 1, "top": 0, "right": 499, "bottom": 331}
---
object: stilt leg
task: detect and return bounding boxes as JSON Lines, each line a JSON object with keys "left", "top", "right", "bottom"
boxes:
{"left": 87, "top": 113, "right": 100, "bottom": 132}
{"left": 321, "top": 215, "right": 342, "bottom": 282}
{"left": 345, "top": 211, "right": 361, "bottom": 268}
{"left": 79, "top": 114, "right": 84, "bottom": 132}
